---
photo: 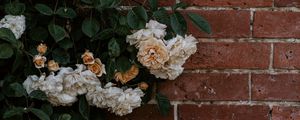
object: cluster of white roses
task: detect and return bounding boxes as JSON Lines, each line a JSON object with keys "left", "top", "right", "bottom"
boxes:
{"left": 127, "top": 20, "right": 198, "bottom": 80}
{"left": 0, "top": 15, "right": 26, "bottom": 39}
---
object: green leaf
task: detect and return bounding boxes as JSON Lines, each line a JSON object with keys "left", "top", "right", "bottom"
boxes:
{"left": 52, "top": 48, "right": 70, "bottom": 65}
{"left": 188, "top": 13, "right": 212, "bottom": 34}
{"left": 56, "top": 7, "right": 77, "bottom": 19}
{"left": 79, "top": 96, "right": 90, "bottom": 120}
{"left": 12, "top": 50, "right": 23, "bottom": 72}
{"left": 91, "top": 28, "right": 114, "bottom": 41}
{"left": 127, "top": 6, "right": 148, "bottom": 29}
{"left": 58, "top": 114, "right": 72, "bottom": 120}
{"left": 28, "top": 108, "right": 50, "bottom": 120}
{"left": 108, "top": 38, "right": 120, "bottom": 57}
{"left": 29, "top": 90, "right": 47, "bottom": 101}
{"left": 0, "top": 28, "right": 17, "bottom": 44}
{"left": 116, "top": 56, "right": 131, "bottom": 73}
{"left": 155, "top": 93, "right": 171, "bottom": 116}
{"left": 152, "top": 8, "right": 170, "bottom": 25}
{"left": 3, "top": 107, "right": 24, "bottom": 119}
{"left": 95, "top": 0, "right": 121, "bottom": 10}
{"left": 149, "top": 0, "right": 158, "bottom": 11}
{"left": 82, "top": 18, "right": 100, "bottom": 38}
{"left": 8, "top": 82, "right": 26, "bottom": 97}
{"left": 0, "top": 43, "right": 14, "bottom": 59}
{"left": 5, "top": 2, "right": 26, "bottom": 15}
{"left": 48, "top": 24, "right": 67, "bottom": 42}
{"left": 170, "top": 12, "right": 187, "bottom": 36}
{"left": 105, "top": 59, "right": 116, "bottom": 82}
{"left": 172, "top": 2, "right": 188, "bottom": 11}
{"left": 41, "top": 104, "right": 53, "bottom": 116}
{"left": 35, "top": 4, "right": 53, "bottom": 16}
{"left": 0, "top": 93, "right": 4, "bottom": 101}
{"left": 58, "top": 39, "right": 74, "bottom": 50}
{"left": 30, "top": 27, "right": 49, "bottom": 41}
{"left": 81, "top": 0, "right": 93, "bottom": 4}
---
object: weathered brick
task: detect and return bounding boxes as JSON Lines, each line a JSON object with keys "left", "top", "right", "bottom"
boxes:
{"left": 158, "top": 73, "right": 249, "bottom": 100}
{"left": 252, "top": 74, "right": 300, "bottom": 101}
{"left": 122, "top": 0, "right": 175, "bottom": 6}
{"left": 272, "top": 106, "right": 300, "bottom": 120}
{"left": 184, "top": 42, "right": 270, "bottom": 69}
{"left": 253, "top": 11, "right": 300, "bottom": 38}
{"left": 274, "top": 43, "right": 300, "bottom": 69}
{"left": 275, "top": 0, "right": 300, "bottom": 7}
{"left": 179, "top": 104, "right": 269, "bottom": 120}
{"left": 182, "top": 0, "right": 273, "bottom": 7}
{"left": 183, "top": 10, "right": 251, "bottom": 38}
{"left": 105, "top": 105, "right": 174, "bottom": 120}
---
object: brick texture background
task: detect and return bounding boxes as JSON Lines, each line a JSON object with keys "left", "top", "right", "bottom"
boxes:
{"left": 107, "top": 0, "right": 300, "bottom": 120}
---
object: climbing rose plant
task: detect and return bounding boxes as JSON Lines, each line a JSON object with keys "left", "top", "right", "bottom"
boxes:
{"left": 0, "top": 0, "right": 211, "bottom": 119}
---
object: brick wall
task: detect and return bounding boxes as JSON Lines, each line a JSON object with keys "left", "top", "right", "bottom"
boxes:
{"left": 114, "top": 0, "right": 300, "bottom": 119}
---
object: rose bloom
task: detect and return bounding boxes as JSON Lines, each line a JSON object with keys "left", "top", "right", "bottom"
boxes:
{"left": 47, "top": 60, "right": 59, "bottom": 72}
{"left": 87, "top": 58, "right": 106, "bottom": 77}
{"left": 115, "top": 65, "right": 139, "bottom": 84}
{"left": 81, "top": 50, "right": 95, "bottom": 65}
{"left": 138, "top": 82, "right": 148, "bottom": 90}
{"left": 37, "top": 43, "right": 47, "bottom": 55}
{"left": 137, "top": 37, "right": 169, "bottom": 69}
{"left": 33, "top": 55, "right": 47, "bottom": 68}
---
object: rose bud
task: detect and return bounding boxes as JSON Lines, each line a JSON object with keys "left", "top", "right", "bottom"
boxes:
{"left": 81, "top": 50, "right": 95, "bottom": 65}
{"left": 37, "top": 43, "right": 47, "bottom": 55}
{"left": 33, "top": 55, "right": 47, "bottom": 68}
{"left": 47, "top": 60, "right": 59, "bottom": 72}
{"left": 138, "top": 82, "right": 149, "bottom": 90}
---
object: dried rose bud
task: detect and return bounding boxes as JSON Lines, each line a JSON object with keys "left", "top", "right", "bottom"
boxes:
{"left": 138, "top": 82, "right": 149, "bottom": 90}
{"left": 37, "top": 43, "right": 47, "bottom": 55}
{"left": 81, "top": 50, "right": 95, "bottom": 65}
{"left": 87, "top": 58, "right": 106, "bottom": 77}
{"left": 47, "top": 60, "right": 59, "bottom": 72}
{"left": 33, "top": 55, "right": 47, "bottom": 68}
{"left": 114, "top": 65, "right": 139, "bottom": 84}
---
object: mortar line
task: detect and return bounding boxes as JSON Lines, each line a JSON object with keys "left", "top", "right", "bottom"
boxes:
{"left": 170, "top": 101, "right": 300, "bottom": 107}
{"left": 248, "top": 73, "right": 252, "bottom": 101}
{"left": 174, "top": 103, "right": 178, "bottom": 120}
{"left": 269, "top": 43, "right": 275, "bottom": 70}
{"left": 250, "top": 9, "right": 255, "bottom": 38}
{"left": 184, "top": 69, "right": 300, "bottom": 74}
{"left": 269, "top": 106, "right": 273, "bottom": 120}
{"left": 197, "top": 38, "right": 300, "bottom": 43}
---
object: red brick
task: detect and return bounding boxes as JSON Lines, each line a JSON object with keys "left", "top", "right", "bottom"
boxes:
{"left": 179, "top": 104, "right": 269, "bottom": 120}
{"left": 183, "top": 10, "right": 251, "bottom": 38}
{"left": 274, "top": 43, "right": 300, "bottom": 69}
{"left": 158, "top": 73, "right": 249, "bottom": 100}
{"left": 253, "top": 11, "right": 300, "bottom": 38}
{"left": 182, "top": 0, "right": 273, "bottom": 7}
{"left": 275, "top": 0, "right": 300, "bottom": 7}
{"left": 105, "top": 105, "right": 174, "bottom": 120}
{"left": 272, "top": 106, "right": 300, "bottom": 120}
{"left": 184, "top": 42, "right": 270, "bottom": 69}
{"left": 252, "top": 74, "right": 300, "bottom": 101}
{"left": 122, "top": 0, "right": 175, "bottom": 6}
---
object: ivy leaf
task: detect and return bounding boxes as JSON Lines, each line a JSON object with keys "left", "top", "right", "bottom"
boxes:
{"left": 108, "top": 38, "right": 120, "bottom": 58}
{"left": 82, "top": 18, "right": 100, "bottom": 38}
{"left": 30, "top": 27, "right": 49, "bottom": 41}
{"left": 153, "top": 8, "right": 170, "bottom": 25}
{"left": 149, "top": 0, "right": 158, "bottom": 11}
{"left": 6, "top": 82, "right": 26, "bottom": 97}
{"left": 34, "top": 4, "right": 53, "bottom": 16}
{"left": 52, "top": 48, "right": 70, "bottom": 65}
{"left": 58, "top": 39, "right": 74, "bottom": 50}
{"left": 155, "top": 93, "right": 171, "bottom": 116}
{"left": 56, "top": 7, "right": 77, "bottom": 19}
{"left": 116, "top": 56, "right": 131, "bottom": 73}
{"left": 91, "top": 28, "right": 114, "bottom": 41}
{"left": 170, "top": 12, "right": 187, "bottom": 36}
{"left": 0, "top": 43, "right": 14, "bottom": 59}
{"left": 5, "top": 2, "right": 26, "bottom": 15}
{"left": 0, "top": 28, "right": 17, "bottom": 44}
{"left": 79, "top": 95, "right": 90, "bottom": 120}
{"left": 58, "top": 114, "right": 72, "bottom": 120}
{"left": 28, "top": 108, "right": 50, "bottom": 120}
{"left": 3, "top": 107, "right": 24, "bottom": 119}
{"left": 105, "top": 59, "right": 116, "bottom": 82}
{"left": 41, "top": 104, "right": 53, "bottom": 116}
{"left": 188, "top": 13, "right": 212, "bottom": 34}
{"left": 48, "top": 24, "right": 67, "bottom": 42}
{"left": 172, "top": 2, "right": 188, "bottom": 11}
{"left": 127, "top": 6, "right": 148, "bottom": 29}
{"left": 29, "top": 90, "right": 47, "bottom": 101}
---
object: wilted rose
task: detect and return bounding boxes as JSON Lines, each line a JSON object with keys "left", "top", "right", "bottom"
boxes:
{"left": 115, "top": 65, "right": 139, "bottom": 84}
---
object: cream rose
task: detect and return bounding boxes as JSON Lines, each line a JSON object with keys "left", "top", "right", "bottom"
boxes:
{"left": 37, "top": 43, "right": 47, "bottom": 55}
{"left": 81, "top": 50, "right": 95, "bottom": 65}
{"left": 137, "top": 37, "right": 169, "bottom": 69}
{"left": 87, "top": 58, "right": 106, "bottom": 77}
{"left": 47, "top": 60, "right": 59, "bottom": 72}
{"left": 33, "top": 55, "right": 47, "bottom": 68}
